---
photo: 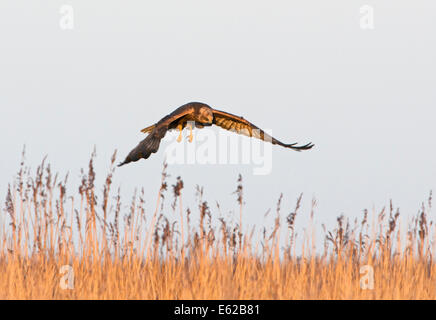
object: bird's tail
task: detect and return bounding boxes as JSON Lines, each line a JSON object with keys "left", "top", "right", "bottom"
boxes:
{"left": 140, "top": 124, "right": 155, "bottom": 134}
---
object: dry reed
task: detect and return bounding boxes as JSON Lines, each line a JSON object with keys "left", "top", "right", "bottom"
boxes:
{"left": 0, "top": 151, "right": 435, "bottom": 299}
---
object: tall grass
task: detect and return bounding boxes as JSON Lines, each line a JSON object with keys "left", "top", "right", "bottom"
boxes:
{"left": 0, "top": 151, "right": 435, "bottom": 299}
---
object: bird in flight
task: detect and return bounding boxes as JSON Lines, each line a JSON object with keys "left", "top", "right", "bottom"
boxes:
{"left": 118, "top": 102, "right": 313, "bottom": 166}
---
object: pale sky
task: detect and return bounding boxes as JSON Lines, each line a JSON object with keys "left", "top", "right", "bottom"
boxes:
{"left": 1, "top": 1, "right": 435, "bottom": 234}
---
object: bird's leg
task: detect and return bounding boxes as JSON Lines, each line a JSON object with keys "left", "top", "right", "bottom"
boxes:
{"left": 187, "top": 122, "right": 193, "bottom": 143}
{"left": 176, "top": 123, "right": 183, "bottom": 142}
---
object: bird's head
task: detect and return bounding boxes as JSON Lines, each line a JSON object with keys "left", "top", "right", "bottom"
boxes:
{"left": 197, "top": 106, "right": 214, "bottom": 124}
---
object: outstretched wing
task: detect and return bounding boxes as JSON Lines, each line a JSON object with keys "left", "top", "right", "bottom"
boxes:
{"left": 118, "top": 126, "right": 167, "bottom": 166}
{"left": 140, "top": 103, "right": 197, "bottom": 134}
{"left": 212, "top": 109, "right": 314, "bottom": 151}
{"left": 118, "top": 104, "right": 196, "bottom": 166}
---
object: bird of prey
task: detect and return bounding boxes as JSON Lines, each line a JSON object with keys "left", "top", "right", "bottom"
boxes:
{"left": 118, "top": 102, "right": 313, "bottom": 166}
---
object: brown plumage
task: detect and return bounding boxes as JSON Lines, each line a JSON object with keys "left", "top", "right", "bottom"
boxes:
{"left": 118, "top": 102, "right": 314, "bottom": 166}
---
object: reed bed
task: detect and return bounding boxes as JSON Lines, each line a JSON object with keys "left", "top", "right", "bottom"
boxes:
{"left": 0, "top": 151, "right": 435, "bottom": 299}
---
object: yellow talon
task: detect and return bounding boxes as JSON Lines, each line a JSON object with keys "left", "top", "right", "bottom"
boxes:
{"left": 176, "top": 123, "right": 183, "bottom": 142}
{"left": 188, "top": 124, "right": 193, "bottom": 143}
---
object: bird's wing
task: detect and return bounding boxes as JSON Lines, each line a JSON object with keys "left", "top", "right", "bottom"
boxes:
{"left": 140, "top": 104, "right": 196, "bottom": 133}
{"left": 120, "top": 104, "right": 196, "bottom": 166}
{"left": 212, "top": 109, "right": 314, "bottom": 151}
{"left": 118, "top": 126, "right": 168, "bottom": 166}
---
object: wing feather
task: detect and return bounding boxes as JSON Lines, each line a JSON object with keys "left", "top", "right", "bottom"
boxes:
{"left": 119, "top": 103, "right": 196, "bottom": 166}
{"left": 212, "top": 109, "right": 314, "bottom": 151}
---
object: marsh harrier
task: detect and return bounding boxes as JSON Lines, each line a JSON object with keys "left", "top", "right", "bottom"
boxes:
{"left": 118, "top": 102, "right": 313, "bottom": 166}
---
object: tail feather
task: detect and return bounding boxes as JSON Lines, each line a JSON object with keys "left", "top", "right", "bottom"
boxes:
{"left": 140, "top": 124, "right": 155, "bottom": 134}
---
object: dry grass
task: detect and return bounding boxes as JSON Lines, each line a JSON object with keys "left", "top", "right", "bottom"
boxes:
{"left": 0, "top": 150, "right": 435, "bottom": 300}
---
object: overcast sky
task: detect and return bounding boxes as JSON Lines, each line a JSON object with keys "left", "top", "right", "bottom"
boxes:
{"left": 1, "top": 1, "right": 435, "bottom": 234}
